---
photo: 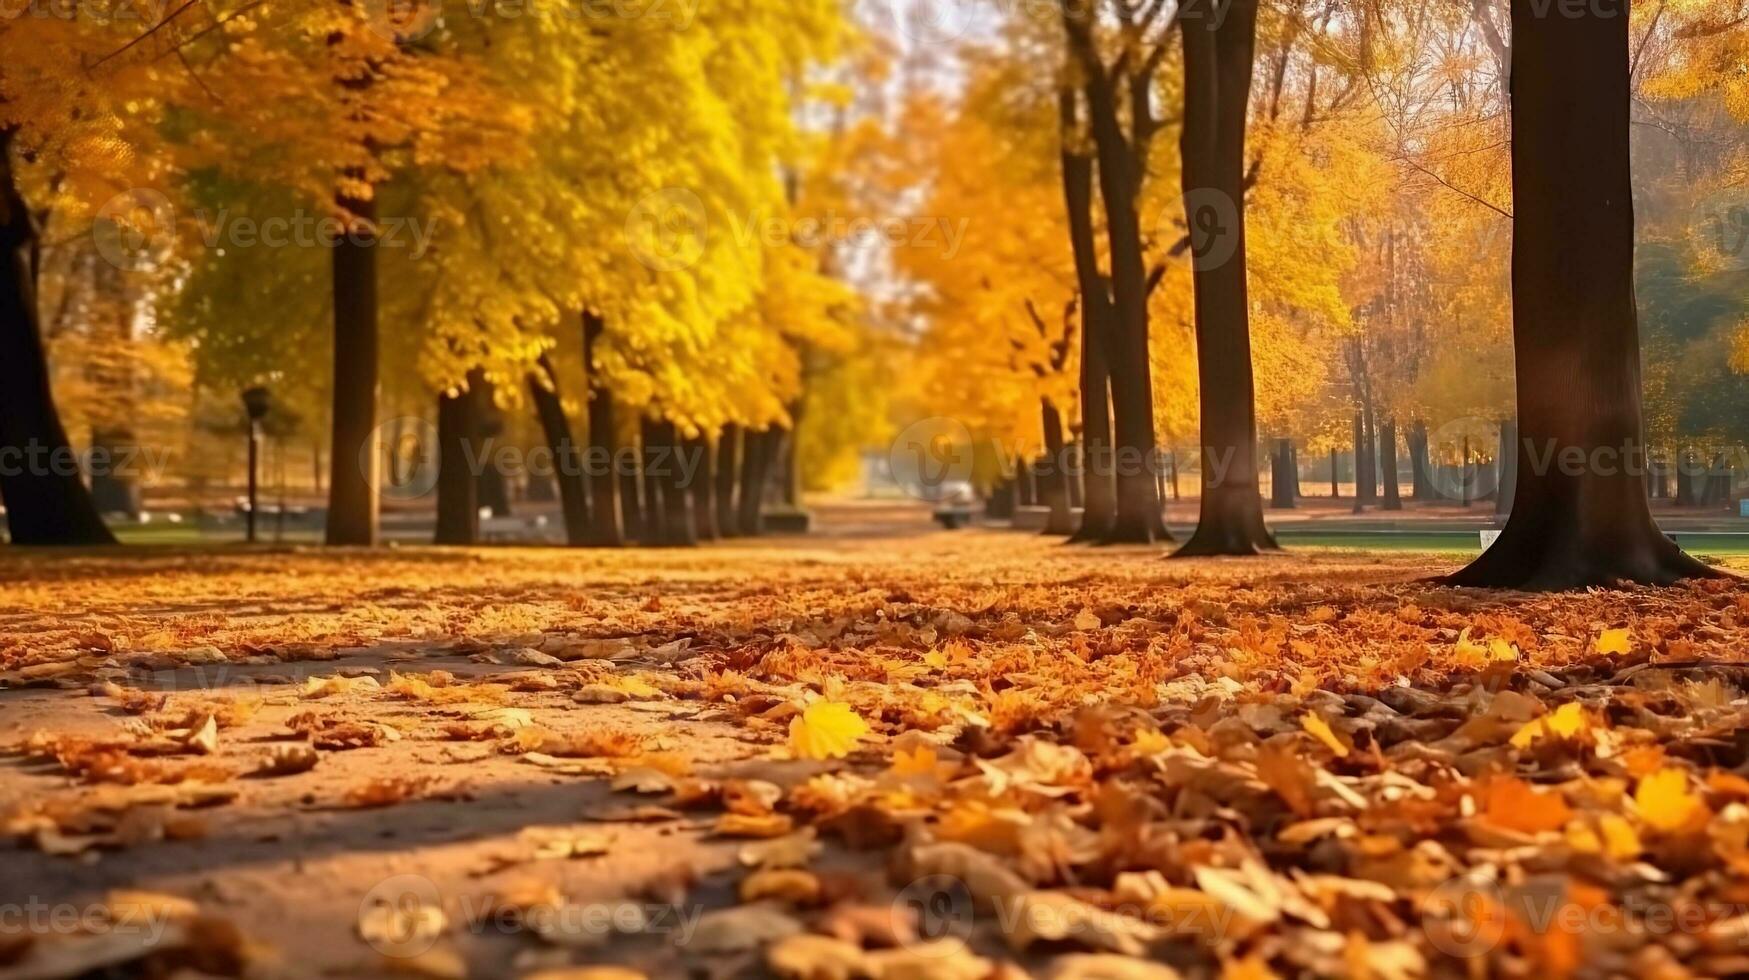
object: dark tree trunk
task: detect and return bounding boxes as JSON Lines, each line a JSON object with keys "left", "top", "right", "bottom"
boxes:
{"left": 434, "top": 375, "right": 480, "bottom": 546}
{"left": 1060, "top": 22, "right": 1166, "bottom": 544}
{"left": 778, "top": 402, "right": 804, "bottom": 510}
{"left": 648, "top": 420, "right": 695, "bottom": 547}
{"left": 1175, "top": 0, "right": 1276, "bottom": 557}
{"left": 1381, "top": 419, "right": 1403, "bottom": 511}
{"left": 89, "top": 427, "right": 141, "bottom": 519}
{"left": 686, "top": 433, "right": 717, "bottom": 542}
{"left": 1057, "top": 91, "right": 1119, "bottom": 544}
{"left": 528, "top": 355, "right": 590, "bottom": 546}
{"left": 1409, "top": 421, "right": 1433, "bottom": 501}
{"left": 987, "top": 480, "right": 1015, "bottom": 521}
{"left": 1330, "top": 448, "right": 1341, "bottom": 499}
{"left": 716, "top": 425, "right": 741, "bottom": 538}
{"left": 581, "top": 312, "right": 623, "bottom": 547}
{"left": 0, "top": 132, "right": 116, "bottom": 546}
{"left": 1448, "top": 0, "right": 1713, "bottom": 589}
{"left": 1351, "top": 412, "right": 1370, "bottom": 514}
{"left": 639, "top": 417, "right": 664, "bottom": 547}
{"left": 1675, "top": 452, "right": 1698, "bottom": 507}
{"left": 325, "top": 192, "right": 380, "bottom": 546}
{"left": 738, "top": 428, "right": 773, "bottom": 536}
{"left": 620, "top": 463, "right": 644, "bottom": 541}
{"left": 474, "top": 378, "right": 511, "bottom": 518}
{"left": 1065, "top": 442, "right": 1084, "bottom": 509}
{"left": 1039, "top": 401, "right": 1075, "bottom": 535}
{"left": 1494, "top": 421, "right": 1519, "bottom": 515}
{"left": 1648, "top": 457, "right": 1669, "bottom": 500}
{"left": 1270, "top": 439, "right": 1296, "bottom": 509}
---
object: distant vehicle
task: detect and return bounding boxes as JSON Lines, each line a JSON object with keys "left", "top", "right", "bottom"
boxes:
{"left": 933, "top": 481, "right": 977, "bottom": 530}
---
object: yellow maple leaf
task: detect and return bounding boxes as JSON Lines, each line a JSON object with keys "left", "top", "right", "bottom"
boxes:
{"left": 1511, "top": 702, "right": 1592, "bottom": 749}
{"left": 1595, "top": 628, "right": 1634, "bottom": 656}
{"left": 1636, "top": 767, "right": 1710, "bottom": 834}
{"left": 1300, "top": 713, "right": 1351, "bottom": 758}
{"left": 1566, "top": 813, "right": 1642, "bottom": 861}
{"left": 789, "top": 701, "right": 870, "bottom": 761}
{"left": 1454, "top": 628, "right": 1519, "bottom": 668}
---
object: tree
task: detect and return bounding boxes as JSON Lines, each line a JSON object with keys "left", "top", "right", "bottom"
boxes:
{"left": 1447, "top": 0, "right": 1715, "bottom": 589}
{"left": 1060, "top": 0, "right": 1175, "bottom": 543}
{"left": 0, "top": 136, "right": 117, "bottom": 545}
{"left": 1173, "top": 0, "right": 1277, "bottom": 557}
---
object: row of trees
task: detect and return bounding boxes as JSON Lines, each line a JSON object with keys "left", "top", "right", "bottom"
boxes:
{"left": 3, "top": 0, "right": 882, "bottom": 550}
{"left": 904, "top": 0, "right": 1749, "bottom": 588}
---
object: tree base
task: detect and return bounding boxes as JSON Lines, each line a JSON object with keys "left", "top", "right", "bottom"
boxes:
{"left": 1172, "top": 488, "right": 1279, "bottom": 557}
{"left": 1098, "top": 513, "right": 1172, "bottom": 546}
{"left": 1445, "top": 528, "right": 1725, "bottom": 591}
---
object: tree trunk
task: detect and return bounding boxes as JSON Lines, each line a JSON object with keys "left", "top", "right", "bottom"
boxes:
{"left": 687, "top": 433, "right": 718, "bottom": 542}
{"left": 1381, "top": 419, "right": 1403, "bottom": 511}
{"left": 582, "top": 312, "right": 623, "bottom": 547}
{"left": 1175, "top": 0, "right": 1276, "bottom": 557}
{"left": 0, "top": 130, "right": 117, "bottom": 546}
{"left": 648, "top": 420, "right": 695, "bottom": 547}
{"left": 325, "top": 194, "right": 380, "bottom": 546}
{"left": 1409, "top": 421, "right": 1433, "bottom": 501}
{"left": 434, "top": 376, "right": 480, "bottom": 546}
{"left": 1039, "top": 401, "right": 1075, "bottom": 535}
{"left": 987, "top": 480, "right": 1015, "bottom": 521}
{"left": 738, "top": 428, "right": 772, "bottom": 536}
{"left": 639, "top": 417, "right": 664, "bottom": 547}
{"left": 716, "top": 424, "right": 741, "bottom": 538}
{"left": 1494, "top": 420, "right": 1519, "bottom": 515}
{"left": 619, "top": 463, "right": 644, "bottom": 541}
{"left": 1064, "top": 40, "right": 1165, "bottom": 544}
{"left": 528, "top": 355, "right": 590, "bottom": 546}
{"left": 1447, "top": 0, "right": 1713, "bottom": 589}
{"left": 778, "top": 402, "right": 804, "bottom": 510}
{"left": 1351, "top": 412, "right": 1369, "bottom": 514}
{"left": 474, "top": 378, "right": 511, "bottom": 518}
{"left": 1057, "top": 90, "right": 1118, "bottom": 544}
{"left": 1270, "top": 439, "right": 1296, "bottom": 509}
{"left": 1675, "top": 452, "right": 1698, "bottom": 507}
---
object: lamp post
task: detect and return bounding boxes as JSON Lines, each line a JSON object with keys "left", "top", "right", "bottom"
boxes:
{"left": 242, "top": 387, "right": 271, "bottom": 543}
